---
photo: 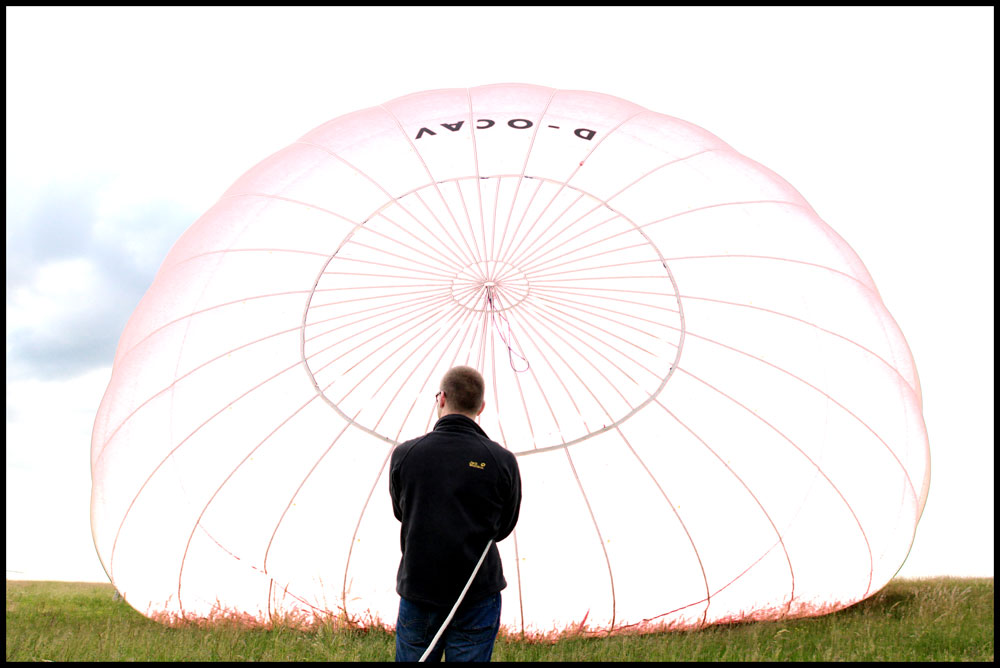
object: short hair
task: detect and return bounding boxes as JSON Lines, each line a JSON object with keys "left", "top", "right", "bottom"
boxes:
{"left": 440, "top": 366, "right": 485, "bottom": 415}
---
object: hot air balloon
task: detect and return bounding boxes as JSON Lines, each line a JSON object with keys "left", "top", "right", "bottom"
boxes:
{"left": 91, "top": 83, "right": 929, "bottom": 636}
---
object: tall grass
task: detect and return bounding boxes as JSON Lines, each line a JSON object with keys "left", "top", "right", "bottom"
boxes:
{"left": 6, "top": 577, "right": 992, "bottom": 661}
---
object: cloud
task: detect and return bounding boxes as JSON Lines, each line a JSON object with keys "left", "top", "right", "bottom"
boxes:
{"left": 6, "top": 178, "right": 196, "bottom": 381}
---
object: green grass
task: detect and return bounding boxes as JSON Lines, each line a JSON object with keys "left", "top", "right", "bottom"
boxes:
{"left": 6, "top": 577, "right": 993, "bottom": 661}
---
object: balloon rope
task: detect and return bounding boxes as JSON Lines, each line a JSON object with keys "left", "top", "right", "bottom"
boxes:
{"left": 418, "top": 539, "right": 495, "bottom": 663}
{"left": 485, "top": 287, "right": 529, "bottom": 372}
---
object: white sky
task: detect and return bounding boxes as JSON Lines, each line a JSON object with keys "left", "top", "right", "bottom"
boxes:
{"left": 6, "top": 6, "right": 993, "bottom": 582}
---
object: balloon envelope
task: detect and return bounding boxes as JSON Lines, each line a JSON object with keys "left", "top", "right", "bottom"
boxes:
{"left": 91, "top": 83, "right": 929, "bottom": 635}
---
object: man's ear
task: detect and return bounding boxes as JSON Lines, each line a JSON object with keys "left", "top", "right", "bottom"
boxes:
{"left": 477, "top": 401, "right": 486, "bottom": 417}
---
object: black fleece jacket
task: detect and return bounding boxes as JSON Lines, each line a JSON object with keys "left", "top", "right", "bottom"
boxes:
{"left": 389, "top": 413, "right": 521, "bottom": 609}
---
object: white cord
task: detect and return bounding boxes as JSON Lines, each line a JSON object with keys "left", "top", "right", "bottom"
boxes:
{"left": 418, "top": 539, "right": 495, "bottom": 662}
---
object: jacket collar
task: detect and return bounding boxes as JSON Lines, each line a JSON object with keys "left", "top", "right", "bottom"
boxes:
{"left": 432, "top": 413, "right": 489, "bottom": 438}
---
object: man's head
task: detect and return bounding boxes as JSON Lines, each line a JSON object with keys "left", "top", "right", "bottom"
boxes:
{"left": 436, "top": 366, "right": 486, "bottom": 420}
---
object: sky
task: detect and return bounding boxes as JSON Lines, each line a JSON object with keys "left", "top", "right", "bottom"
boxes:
{"left": 5, "top": 6, "right": 993, "bottom": 583}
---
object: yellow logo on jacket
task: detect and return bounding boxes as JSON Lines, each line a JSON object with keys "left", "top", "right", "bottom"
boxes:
{"left": 469, "top": 461, "right": 486, "bottom": 470}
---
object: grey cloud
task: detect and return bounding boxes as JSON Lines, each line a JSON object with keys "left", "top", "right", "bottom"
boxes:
{"left": 6, "top": 180, "right": 104, "bottom": 294}
{"left": 6, "top": 180, "right": 197, "bottom": 382}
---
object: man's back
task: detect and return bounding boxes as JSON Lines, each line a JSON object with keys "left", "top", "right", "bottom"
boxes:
{"left": 389, "top": 413, "right": 521, "bottom": 609}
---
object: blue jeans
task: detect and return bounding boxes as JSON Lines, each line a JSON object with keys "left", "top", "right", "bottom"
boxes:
{"left": 395, "top": 592, "right": 502, "bottom": 662}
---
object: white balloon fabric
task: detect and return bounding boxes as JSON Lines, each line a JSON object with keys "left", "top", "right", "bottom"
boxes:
{"left": 91, "top": 83, "right": 929, "bottom": 635}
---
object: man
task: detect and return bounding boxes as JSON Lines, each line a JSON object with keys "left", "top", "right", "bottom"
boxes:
{"left": 390, "top": 366, "right": 522, "bottom": 662}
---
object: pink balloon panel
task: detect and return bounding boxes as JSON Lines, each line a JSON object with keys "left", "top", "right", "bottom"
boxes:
{"left": 90, "top": 83, "right": 929, "bottom": 635}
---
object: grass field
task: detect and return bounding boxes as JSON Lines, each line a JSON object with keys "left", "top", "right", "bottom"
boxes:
{"left": 6, "top": 577, "right": 993, "bottom": 661}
